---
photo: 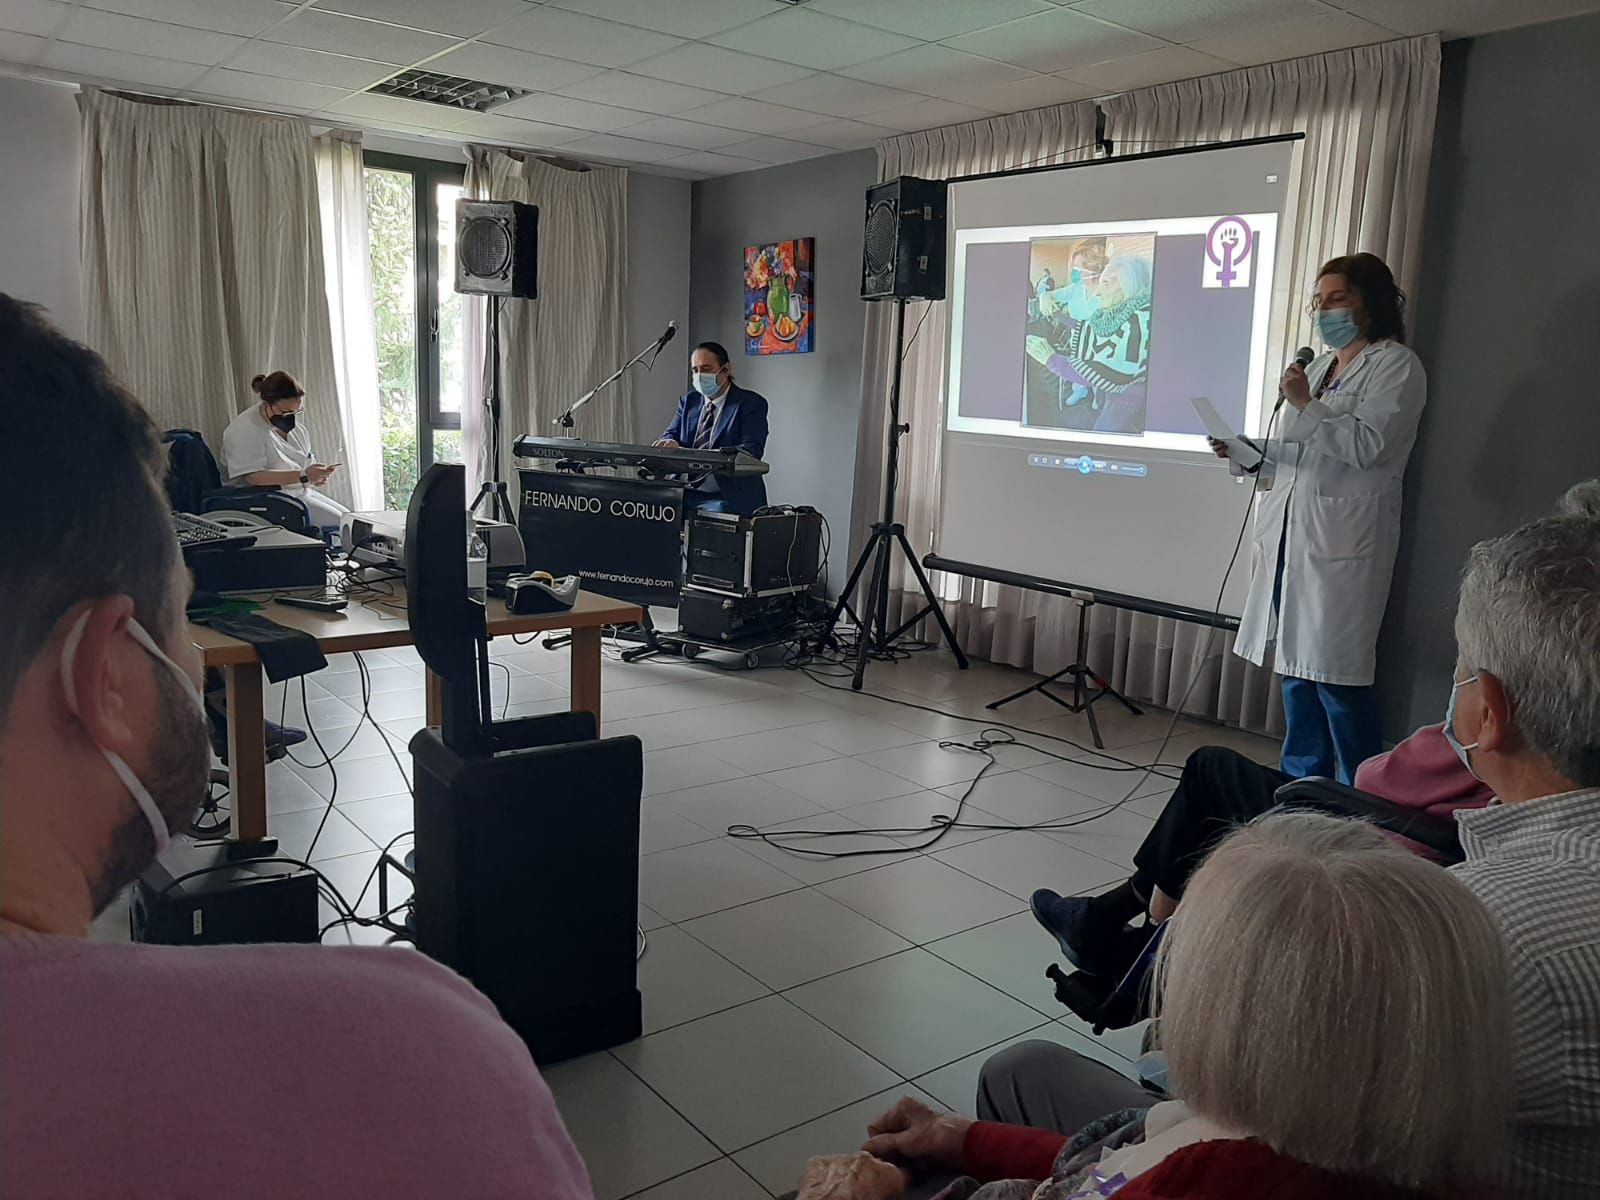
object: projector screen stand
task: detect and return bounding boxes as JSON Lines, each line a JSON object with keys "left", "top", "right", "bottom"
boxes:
{"left": 985, "top": 594, "right": 1141, "bottom": 749}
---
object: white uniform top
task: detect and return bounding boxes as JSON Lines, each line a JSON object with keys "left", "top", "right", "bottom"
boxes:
{"left": 219, "top": 404, "right": 348, "bottom": 528}
{"left": 1232, "top": 339, "right": 1427, "bottom": 687}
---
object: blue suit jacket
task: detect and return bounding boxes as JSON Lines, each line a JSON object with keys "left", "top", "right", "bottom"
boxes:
{"left": 661, "top": 382, "right": 769, "bottom": 516}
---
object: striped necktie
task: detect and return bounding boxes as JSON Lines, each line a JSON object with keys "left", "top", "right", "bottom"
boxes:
{"left": 693, "top": 398, "right": 718, "bottom": 449}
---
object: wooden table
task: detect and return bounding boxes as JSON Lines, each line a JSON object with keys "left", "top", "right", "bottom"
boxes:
{"left": 189, "top": 589, "right": 642, "bottom": 844}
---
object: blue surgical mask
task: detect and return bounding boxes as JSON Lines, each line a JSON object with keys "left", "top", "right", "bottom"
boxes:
{"left": 1443, "top": 671, "right": 1482, "bottom": 780}
{"left": 692, "top": 372, "right": 720, "bottom": 398}
{"left": 1316, "top": 306, "right": 1361, "bottom": 349}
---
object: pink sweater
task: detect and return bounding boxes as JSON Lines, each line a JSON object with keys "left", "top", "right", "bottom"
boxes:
{"left": 1352, "top": 723, "right": 1495, "bottom": 818}
{"left": 0, "top": 934, "right": 593, "bottom": 1200}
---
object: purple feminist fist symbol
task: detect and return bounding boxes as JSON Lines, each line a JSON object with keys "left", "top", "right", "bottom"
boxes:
{"left": 1206, "top": 216, "right": 1253, "bottom": 288}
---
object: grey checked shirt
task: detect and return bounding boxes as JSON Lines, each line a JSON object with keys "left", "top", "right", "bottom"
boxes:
{"left": 1453, "top": 788, "right": 1600, "bottom": 1197}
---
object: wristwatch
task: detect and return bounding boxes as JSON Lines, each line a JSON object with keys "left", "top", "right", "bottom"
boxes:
{"left": 299, "top": 471, "right": 309, "bottom": 484}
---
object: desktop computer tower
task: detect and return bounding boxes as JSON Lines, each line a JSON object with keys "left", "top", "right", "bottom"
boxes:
{"left": 409, "top": 712, "right": 643, "bottom": 1064}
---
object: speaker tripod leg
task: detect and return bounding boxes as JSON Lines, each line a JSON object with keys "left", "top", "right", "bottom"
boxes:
{"left": 817, "top": 527, "right": 879, "bottom": 653}
{"left": 894, "top": 525, "right": 967, "bottom": 669}
{"left": 853, "top": 532, "right": 891, "bottom": 691}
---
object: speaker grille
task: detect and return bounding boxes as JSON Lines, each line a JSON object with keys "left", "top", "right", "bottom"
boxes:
{"left": 863, "top": 199, "right": 899, "bottom": 284}
{"left": 460, "top": 215, "right": 513, "bottom": 280}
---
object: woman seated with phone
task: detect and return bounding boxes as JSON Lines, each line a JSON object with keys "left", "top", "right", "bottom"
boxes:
{"left": 221, "top": 370, "right": 347, "bottom": 534}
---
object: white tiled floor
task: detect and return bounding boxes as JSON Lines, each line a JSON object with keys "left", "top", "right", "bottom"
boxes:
{"left": 182, "top": 640, "right": 1278, "bottom": 1198}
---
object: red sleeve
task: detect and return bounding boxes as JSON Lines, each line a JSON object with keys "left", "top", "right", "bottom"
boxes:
{"left": 962, "top": 1121, "right": 1069, "bottom": 1183}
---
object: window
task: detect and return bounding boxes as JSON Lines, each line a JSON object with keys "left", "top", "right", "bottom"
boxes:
{"left": 362, "top": 152, "right": 468, "bottom": 509}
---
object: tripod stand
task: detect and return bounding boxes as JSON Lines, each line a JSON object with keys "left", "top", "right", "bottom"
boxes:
{"left": 471, "top": 296, "right": 515, "bottom": 524}
{"left": 817, "top": 297, "right": 967, "bottom": 689}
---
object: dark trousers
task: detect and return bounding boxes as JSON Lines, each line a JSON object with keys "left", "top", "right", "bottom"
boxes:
{"left": 1280, "top": 675, "right": 1382, "bottom": 784}
{"left": 1130, "top": 746, "right": 1288, "bottom": 902}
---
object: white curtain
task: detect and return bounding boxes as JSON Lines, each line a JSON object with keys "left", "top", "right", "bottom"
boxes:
{"left": 313, "top": 130, "right": 382, "bottom": 510}
{"left": 79, "top": 88, "right": 353, "bottom": 507}
{"left": 854, "top": 35, "right": 1440, "bottom": 734}
{"left": 462, "top": 148, "right": 632, "bottom": 496}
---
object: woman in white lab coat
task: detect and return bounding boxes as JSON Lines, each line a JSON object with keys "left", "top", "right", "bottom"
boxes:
{"left": 1223, "top": 253, "right": 1426, "bottom": 783}
{"left": 220, "top": 370, "right": 347, "bottom": 533}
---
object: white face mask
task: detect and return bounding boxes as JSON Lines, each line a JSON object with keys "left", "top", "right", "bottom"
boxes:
{"left": 59, "top": 611, "right": 206, "bottom": 856}
{"left": 1443, "top": 671, "right": 1482, "bottom": 781}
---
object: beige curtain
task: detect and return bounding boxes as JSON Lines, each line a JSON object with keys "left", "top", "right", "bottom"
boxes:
{"left": 461, "top": 148, "right": 632, "bottom": 497}
{"left": 853, "top": 35, "right": 1440, "bottom": 735}
{"left": 79, "top": 89, "right": 352, "bottom": 507}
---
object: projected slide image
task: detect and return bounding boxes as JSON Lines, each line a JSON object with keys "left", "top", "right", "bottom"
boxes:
{"left": 1023, "top": 234, "right": 1156, "bottom": 435}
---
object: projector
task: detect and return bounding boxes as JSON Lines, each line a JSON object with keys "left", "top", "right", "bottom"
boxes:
{"left": 341, "top": 509, "right": 408, "bottom": 567}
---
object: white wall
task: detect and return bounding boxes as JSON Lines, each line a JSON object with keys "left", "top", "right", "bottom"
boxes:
{"left": 626, "top": 171, "right": 692, "bottom": 440}
{"left": 0, "top": 75, "right": 83, "bottom": 337}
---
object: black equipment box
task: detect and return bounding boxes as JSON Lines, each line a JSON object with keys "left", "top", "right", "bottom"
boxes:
{"left": 679, "top": 586, "right": 803, "bottom": 643}
{"left": 131, "top": 840, "right": 320, "bottom": 945}
{"left": 189, "top": 525, "right": 327, "bottom": 594}
{"left": 687, "top": 508, "right": 823, "bottom": 597}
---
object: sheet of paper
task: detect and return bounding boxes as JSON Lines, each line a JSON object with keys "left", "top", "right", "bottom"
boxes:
{"left": 1188, "top": 396, "right": 1262, "bottom": 470}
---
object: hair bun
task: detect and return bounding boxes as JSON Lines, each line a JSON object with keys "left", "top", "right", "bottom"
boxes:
{"left": 250, "top": 374, "right": 266, "bottom": 392}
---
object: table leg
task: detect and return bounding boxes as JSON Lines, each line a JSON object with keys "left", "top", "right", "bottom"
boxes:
{"left": 570, "top": 626, "right": 603, "bottom": 731}
{"left": 425, "top": 669, "right": 444, "bottom": 727}
{"left": 224, "top": 662, "right": 268, "bottom": 844}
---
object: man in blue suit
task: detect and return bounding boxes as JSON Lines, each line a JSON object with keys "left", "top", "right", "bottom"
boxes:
{"left": 653, "top": 341, "right": 769, "bottom": 517}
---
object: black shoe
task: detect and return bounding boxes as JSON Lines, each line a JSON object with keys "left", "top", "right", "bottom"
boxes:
{"left": 1031, "top": 888, "right": 1130, "bottom": 974}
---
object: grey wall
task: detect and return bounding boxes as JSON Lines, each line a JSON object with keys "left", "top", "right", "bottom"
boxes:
{"left": 689, "top": 149, "right": 877, "bottom": 594}
{"left": 0, "top": 76, "right": 83, "bottom": 337}
{"left": 626, "top": 170, "right": 692, "bottom": 439}
{"left": 1377, "top": 12, "right": 1600, "bottom": 738}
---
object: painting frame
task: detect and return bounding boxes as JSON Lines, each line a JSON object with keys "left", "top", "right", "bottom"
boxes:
{"left": 744, "top": 237, "right": 814, "bottom": 355}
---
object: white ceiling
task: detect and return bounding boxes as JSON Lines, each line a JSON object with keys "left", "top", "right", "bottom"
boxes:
{"left": 3, "top": 0, "right": 1597, "bottom": 178}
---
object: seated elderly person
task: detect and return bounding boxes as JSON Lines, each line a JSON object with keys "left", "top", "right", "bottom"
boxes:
{"left": 1033, "top": 474, "right": 1600, "bottom": 976}
{"left": 0, "top": 295, "right": 592, "bottom": 1199}
{"left": 836, "top": 813, "right": 1513, "bottom": 1200}
{"left": 997, "top": 511, "right": 1600, "bottom": 1197}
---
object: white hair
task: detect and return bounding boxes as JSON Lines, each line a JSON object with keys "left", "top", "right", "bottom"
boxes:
{"left": 1454, "top": 515, "right": 1600, "bottom": 786}
{"left": 1556, "top": 477, "right": 1600, "bottom": 519}
{"left": 1155, "top": 812, "right": 1514, "bottom": 1190}
{"left": 1101, "top": 254, "right": 1151, "bottom": 299}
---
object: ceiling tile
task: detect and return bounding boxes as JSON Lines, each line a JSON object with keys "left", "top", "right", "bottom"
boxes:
{"left": 445, "top": 111, "right": 587, "bottom": 146}
{"left": 483, "top": 5, "right": 685, "bottom": 68}
{"left": 322, "top": 89, "right": 480, "bottom": 129}
{"left": 674, "top": 95, "right": 821, "bottom": 135}
{"left": 58, "top": 8, "right": 248, "bottom": 65}
{"left": 862, "top": 97, "right": 996, "bottom": 133}
{"left": 944, "top": 8, "right": 1165, "bottom": 73}
{"left": 749, "top": 72, "right": 923, "bottom": 119}
{"left": 1188, "top": 10, "right": 1396, "bottom": 65}
{"left": 556, "top": 69, "right": 730, "bottom": 115}
{"left": 42, "top": 40, "right": 207, "bottom": 88}
{"left": 83, "top": 0, "right": 285, "bottom": 38}
{"left": 225, "top": 42, "right": 396, "bottom": 89}
{"left": 191, "top": 68, "right": 350, "bottom": 108}
{"left": 496, "top": 91, "right": 650, "bottom": 132}
{"left": 808, "top": 0, "right": 1053, "bottom": 42}
{"left": 838, "top": 44, "right": 1035, "bottom": 95}
{"left": 715, "top": 134, "right": 832, "bottom": 164}
{"left": 786, "top": 117, "right": 899, "bottom": 150}
{"left": 315, "top": 0, "right": 530, "bottom": 40}
{"left": 263, "top": 9, "right": 458, "bottom": 65}
{"left": 0, "top": 30, "right": 46, "bottom": 61}
{"left": 2, "top": 0, "right": 71, "bottom": 38}
{"left": 628, "top": 42, "right": 816, "bottom": 94}
{"left": 660, "top": 149, "right": 766, "bottom": 177}
{"left": 706, "top": 8, "right": 920, "bottom": 71}
{"left": 558, "top": 131, "right": 693, "bottom": 164}
{"left": 960, "top": 72, "right": 1100, "bottom": 112}
{"left": 612, "top": 115, "right": 747, "bottom": 150}
{"left": 1062, "top": 45, "right": 1239, "bottom": 94}
{"left": 548, "top": 0, "right": 784, "bottom": 41}
{"left": 1071, "top": 0, "right": 1327, "bottom": 45}
{"left": 1334, "top": 0, "right": 1598, "bottom": 39}
{"left": 424, "top": 41, "right": 605, "bottom": 92}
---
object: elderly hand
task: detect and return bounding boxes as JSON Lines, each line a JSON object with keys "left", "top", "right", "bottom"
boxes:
{"left": 1037, "top": 288, "right": 1060, "bottom": 318}
{"left": 653, "top": 438, "right": 680, "bottom": 449}
{"left": 306, "top": 463, "right": 337, "bottom": 486}
{"left": 1025, "top": 335, "right": 1055, "bottom": 366}
{"left": 1280, "top": 362, "right": 1312, "bottom": 410}
{"left": 796, "top": 1152, "right": 908, "bottom": 1200}
{"left": 862, "top": 1097, "right": 971, "bottom": 1171}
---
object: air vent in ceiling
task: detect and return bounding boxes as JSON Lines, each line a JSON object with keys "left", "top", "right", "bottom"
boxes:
{"left": 367, "top": 70, "right": 531, "bottom": 114}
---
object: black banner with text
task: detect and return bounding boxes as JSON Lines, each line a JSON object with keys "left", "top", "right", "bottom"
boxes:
{"left": 517, "top": 469, "right": 685, "bottom": 608}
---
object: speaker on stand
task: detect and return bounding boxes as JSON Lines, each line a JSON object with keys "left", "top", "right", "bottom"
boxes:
{"left": 816, "top": 176, "right": 968, "bottom": 689}
{"left": 454, "top": 199, "right": 539, "bottom": 525}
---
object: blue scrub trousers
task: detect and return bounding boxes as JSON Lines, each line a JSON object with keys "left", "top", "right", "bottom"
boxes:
{"left": 1271, "top": 536, "right": 1381, "bottom": 784}
{"left": 684, "top": 492, "right": 732, "bottom": 515}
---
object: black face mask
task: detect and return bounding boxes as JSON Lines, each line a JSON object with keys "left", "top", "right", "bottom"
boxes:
{"left": 269, "top": 411, "right": 297, "bottom": 433}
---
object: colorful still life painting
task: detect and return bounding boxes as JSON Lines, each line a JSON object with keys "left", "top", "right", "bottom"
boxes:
{"left": 745, "top": 238, "right": 814, "bottom": 355}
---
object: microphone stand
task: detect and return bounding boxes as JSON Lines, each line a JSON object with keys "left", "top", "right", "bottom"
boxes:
{"left": 554, "top": 331, "right": 672, "bottom": 439}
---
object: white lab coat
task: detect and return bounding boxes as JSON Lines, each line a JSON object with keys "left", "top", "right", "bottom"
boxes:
{"left": 220, "top": 405, "right": 349, "bottom": 529}
{"left": 1233, "top": 339, "right": 1427, "bottom": 687}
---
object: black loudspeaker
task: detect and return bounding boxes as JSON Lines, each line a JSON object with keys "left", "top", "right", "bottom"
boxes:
{"left": 455, "top": 199, "right": 539, "bottom": 298}
{"left": 860, "top": 176, "right": 947, "bottom": 301}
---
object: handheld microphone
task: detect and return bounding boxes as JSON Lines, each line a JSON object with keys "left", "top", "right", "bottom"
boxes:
{"left": 1273, "top": 345, "right": 1317, "bottom": 412}
{"left": 655, "top": 321, "right": 678, "bottom": 351}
